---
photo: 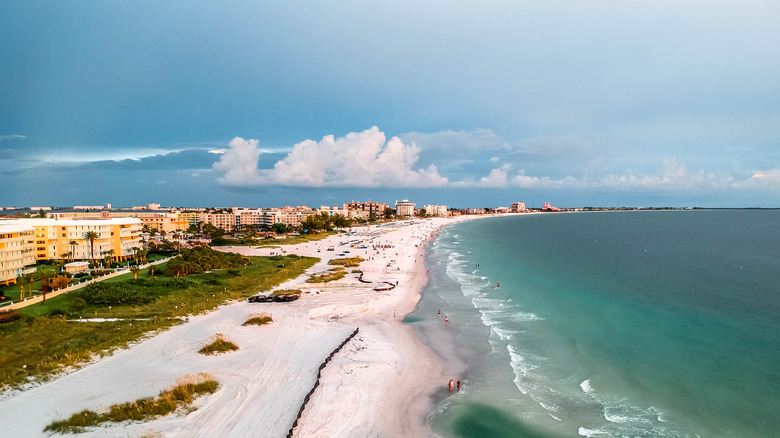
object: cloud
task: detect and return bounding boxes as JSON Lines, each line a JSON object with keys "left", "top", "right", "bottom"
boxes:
{"left": 455, "top": 159, "right": 752, "bottom": 191}
{"left": 213, "top": 137, "right": 263, "bottom": 185}
{"left": 400, "top": 129, "right": 509, "bottom": 152}
{"left": 514, "top": 135, "right": 603, "bottom": 158}
{"left": 214, "top": 127, "right": 448, "bottom": 188}
{"left": 0, "top": 135, "right": 26, "bottom": 141}
{"left": 212, "top": 127, "right": 778, "bottom": 194}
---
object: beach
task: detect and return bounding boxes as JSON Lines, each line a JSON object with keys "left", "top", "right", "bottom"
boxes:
{"left": 1, "top": 217, "right": 475, "bottom": 437}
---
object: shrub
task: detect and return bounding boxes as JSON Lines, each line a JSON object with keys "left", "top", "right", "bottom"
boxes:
{"left": 48, "top": 309, "right": 67, "bottom": 318}
{"left": 242, "top": 313, "right": 273, "bottom": 326}
{"left": 328, "top": 257, "right": 364, "bottom": 267}
{"left": 0, "top": 309, "right": 21, "bottom": 324}
{"left": 161, "top": 277, "right": 194, "bottom": 289}
{"left": 306, "top": 269, "right": 346, "bottom": 283}
{"left": 198, "top": 334, "right": 239, "bottom": 355}
{"left": 77, "top": 283, "right": 162, "bottom": 306}
{"left": 71, "top": 297, "right": 87, "bottom": 309}
{"left": 271, "top": 289, "right": 301, "bottom": 296}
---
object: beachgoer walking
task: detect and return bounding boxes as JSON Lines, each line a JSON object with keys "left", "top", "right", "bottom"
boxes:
{"left": 438, "top": 309, "right": 441, "bottom": 317}
{"left": 449, "top": 379, "right": 454, "bottom": 392}
{"left": 445, "top": 316, "right": 449, "bottom": 326}
{"left": 457, "top": 379, "right": 461, "bottom": 391}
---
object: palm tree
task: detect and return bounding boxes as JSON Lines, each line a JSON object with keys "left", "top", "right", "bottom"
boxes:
{"left": 19, "top": 273, "right": 34, "bottom": 299}
{"left": 35, "top": 267, "right": 56, "bottom": 303}
{"left": 84, "top": 231, "right": 99, "bottom": 263}
{"left": 69, "top": 240, "right": 77, "bottom": 261}
{"left": 138, "top": 248, "right": 149, "bottom": 264}
{"left": 102, "top": 249, "right": 115, "bottom": 268}
{"left": 130, "top": 266, "right": 141, "bottom": 279}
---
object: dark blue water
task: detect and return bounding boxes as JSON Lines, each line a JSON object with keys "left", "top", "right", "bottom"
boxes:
{"left": 410, "top": 211, "right": 780, "bottom": 437}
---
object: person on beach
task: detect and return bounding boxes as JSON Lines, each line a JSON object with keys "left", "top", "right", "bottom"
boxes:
{"left": 457, "top": 379, "right": 461, "bottom": 391}
{"left": 445, "top": 316, "right": 449, "bottom": 326}
{"left": 449, "top": 379, "right": 454, "bottom": 392}
{"left": 438, "top": 309, "right": 441, "bottom": 317}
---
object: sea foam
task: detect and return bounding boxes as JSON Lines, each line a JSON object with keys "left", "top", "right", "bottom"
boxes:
{"left": 580, "top": 379, "right": 594, "bottom": 393}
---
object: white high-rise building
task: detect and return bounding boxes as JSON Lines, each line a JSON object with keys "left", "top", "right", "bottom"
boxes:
{"left": 395, "top": 200, "right": 416, "bottom": 216}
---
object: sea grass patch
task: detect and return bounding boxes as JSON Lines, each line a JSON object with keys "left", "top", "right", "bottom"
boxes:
{"left": 44, "top": 373, "right": 218, "bottom": 434}
{"left": 198, "top": 333, "right": 239, "bottom": 355}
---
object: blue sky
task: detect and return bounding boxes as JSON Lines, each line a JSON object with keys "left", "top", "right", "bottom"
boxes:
{"left": 1, "top": 0, "right": 779, "bottom": 208}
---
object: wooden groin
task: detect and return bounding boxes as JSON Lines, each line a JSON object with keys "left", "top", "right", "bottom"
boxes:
{"left": 287, "top": 327, "right": 360, "bottom": 438}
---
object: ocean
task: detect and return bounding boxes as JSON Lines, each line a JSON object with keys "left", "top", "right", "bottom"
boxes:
{"left": 407, "top": 210, "right": 780, "bottom": 437}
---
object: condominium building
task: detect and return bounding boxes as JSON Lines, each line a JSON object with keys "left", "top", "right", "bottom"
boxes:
{"left": 0, "top": 218, "right": 142, "bottom": 262}
{"left": 395, "top": 200, "right": 416, "bottom": 217}
{"left": 200, "top": 212, "right": 236, "bottom": 232}
{"left": 424, "top": 205, "right": 448, "bottom": 216}
{"left": 177, "top": 211, "right": 202, "bottom": 228}
{"left": 511, "top": 202, "right": 527, "bottom": 213}
{"left": 0, "top": 224, "right": 35, "bottom": 285}
{"left": 342, "top": 201, "right": 388, "bottom": 219}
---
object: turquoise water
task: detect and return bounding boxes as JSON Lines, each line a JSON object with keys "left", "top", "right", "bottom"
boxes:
{"left": 409, "top": 211, "right": 780, "bottom": 437}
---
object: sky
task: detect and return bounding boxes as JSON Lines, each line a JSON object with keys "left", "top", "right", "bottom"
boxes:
{"left": 1, "top": 0, "right": 779, "bottom": 209}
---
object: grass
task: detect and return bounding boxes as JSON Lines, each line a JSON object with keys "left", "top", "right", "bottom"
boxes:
{"left": 254, "top": 232, "right": 334, "bottom": 247}
{"left": 306, "top": 268, "right": 346, "bottom": 283}
{"left": 328, "top": 257, "right": 364, "bottom": 267}
{"left": 0, "top": 254, "right": 318, "bottom": 390}
{"left": 198, "top": 333, "right": 238, "bottom": 355}
{"left": 242, "top": 312, "right": 273, "bottom": 326}
{"left": 44, "top": 373, "right": 218, "bottom": 434}
{"left": 270, "top": 289, "right": 301, "bottom": 296}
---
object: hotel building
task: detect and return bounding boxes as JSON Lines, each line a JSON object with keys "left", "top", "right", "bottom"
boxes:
{"left": 0, "top": 224, "right": 36, "bottom": 285}
{"left": 395, "top": 200, "right": 416, "bottom": 217}
{"left": 424, "top": 205, "right": 448, "bottom": 216}
{"left": 0, "top": 218, "right": 143, "bottom": 262}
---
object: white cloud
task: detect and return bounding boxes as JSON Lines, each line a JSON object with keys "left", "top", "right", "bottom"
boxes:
{"left": 213, "top": 126, "right": 777, "bottom": 194}
{"left": 399, "top": 128, "right": 509, "bottom": 152}
{"left": 0, "top": 134, "right": 26, "bottom": 141}
{"left": 213, "top": 127, "right": 448, "bottom": 188}
{"left": 213, "top": 137, "right": 263, "bottom": 185}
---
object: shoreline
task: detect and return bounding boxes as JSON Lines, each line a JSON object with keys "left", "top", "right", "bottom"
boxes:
{"left": 0, "top": 216, "right": 494, "bottom": 437}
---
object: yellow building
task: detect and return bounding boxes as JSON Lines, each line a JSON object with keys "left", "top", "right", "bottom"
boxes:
{"left": 48, "top": 211, "right": 188, "bottom": 233}
{"left": 177, "top": 211, "right": 202, "bottom": 228}
{"left": 0, "top": 218, "right": 142, "bottom": 262}
{"left": 0, "top": 224, "right": 36, "bottom": 285}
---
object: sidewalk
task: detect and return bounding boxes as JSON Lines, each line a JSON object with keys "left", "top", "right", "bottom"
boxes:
{"left": 1, "top": 257, "right": 174, "bottom": 312}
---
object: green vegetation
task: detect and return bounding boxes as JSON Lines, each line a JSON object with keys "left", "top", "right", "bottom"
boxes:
{"left": 0, "top": 254, "right": 317, "bottom": 390}
{"left": 270, "top": 289, "right": 301, "bottom": 296}
{"left": 44, "top": 373, "right": 218, "bottom": 434}
{"left": 214, "top": 231, "right": 334, "bottom": 247}
{"left": 306, "top": 267, "right": 347, "bottom": 283}
{"left": 166, "top": 246, "right": 251, "bottom": 277}
{"left": 242, "top": 313, "right": 273, "bottom": 326}
{"left": 198, "top": 333, "right": 239, "bottom": 355}
{"left": 328, "top": 257, "right": 364, "bottom": 267}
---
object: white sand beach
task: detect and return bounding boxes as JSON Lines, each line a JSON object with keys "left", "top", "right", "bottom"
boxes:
{"left": 1, "top": 217, "right": 478, "bottom": 437}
